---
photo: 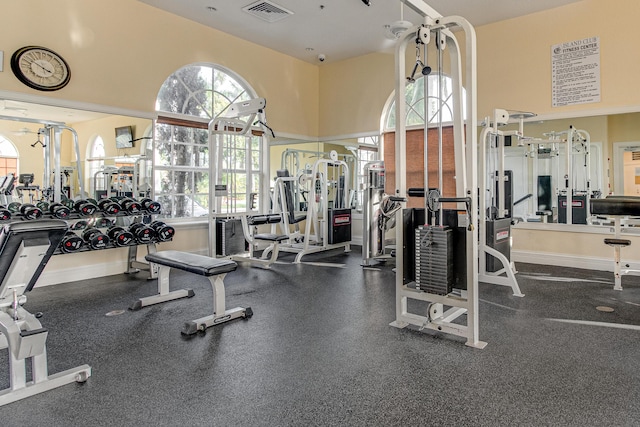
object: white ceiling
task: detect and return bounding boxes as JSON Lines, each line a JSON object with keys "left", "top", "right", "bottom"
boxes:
{"left": 0, "top": 99, "right": 109, "bottom": 125}
{"left": 139, "top": 0, "right": 582, "bottom": 64}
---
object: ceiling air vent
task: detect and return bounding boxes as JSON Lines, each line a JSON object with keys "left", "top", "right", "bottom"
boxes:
{"left": 242, "top": 0, "right": 293, "bottom": 23}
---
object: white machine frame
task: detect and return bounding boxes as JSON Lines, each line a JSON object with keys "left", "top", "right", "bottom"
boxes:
{"left": 0, "top": 228, "right": 91, "bottom": 406}
{"left": 270, "top": 155, "right": 351, "bottom": 263}
{"left": 391, "top": 0, "right": 485, "bottom": 348}
{"left": 207, "top": 98, "right": 271, "bottom": 258}
{"left": 479, "top": 109, "right": 524, "bottom": 297}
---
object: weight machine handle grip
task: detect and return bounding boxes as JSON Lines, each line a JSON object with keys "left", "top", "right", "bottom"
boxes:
{"left": 407, "top": 188, "right": 426, "bottom": 197}
{"left": 388, "top": 196, "right": 406, "bottom": 202}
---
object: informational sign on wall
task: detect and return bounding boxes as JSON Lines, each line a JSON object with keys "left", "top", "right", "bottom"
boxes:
{"left": 551, "top": 36, "right": 600, "bottom": 107}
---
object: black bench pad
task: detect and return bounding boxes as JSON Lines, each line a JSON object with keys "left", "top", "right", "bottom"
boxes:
{"left": 249, "top": 214, "right": 282, "bottom": 225}
{"left": 591, "top": 197, "right": 640, "bottom": 216}
{"left": 604, "top": 238, "right": 632, "bottom": 247}
{"left": 145, "top": 250, "right": 237, "bottom": 276}
{"left": 253, "top": 233, "right": 289, "bottom": 242}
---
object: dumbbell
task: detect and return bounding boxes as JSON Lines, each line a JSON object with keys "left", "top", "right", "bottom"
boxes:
{"left": 82, "top": 228, "right": 110, "bottom": 250}
{"left": 0, "top": 206, "right": 11, "bottom": 221}
{"left": 60, "top": 231, "right": 84, "bottom": 253}
{"left": 36, "top": 201, "right": 49, "bottom": 211}
{"left": 119, "top": 197, "right": 142, "bottom": 215}
{"left": 70, "top": 220, "right": 89, "bottom": 231}
{"left": 49, "top": 202, "right": 71, "bottom": 219}
{"left": 140, "top": 198, "right": 162, "bottom": 214}
{"left": 98, "top": 198, "right": 121, "bottom": 215}
{"left": 20, "top": 203, "right": 43, "bottom": 220}
{"left": 150, "top": 221, "right": 175, "bottom": 242}
{"left": 62, "top": 198, "right": 76, "bottom": 211}
{"left": 129, "top": 222, "right": 156, "bottom": 244}
{"left": 7, "top": 202, "right": 21, "bottom": 213}
{"left": 107, "top": 226, "right": 135, "bottom": 247}
{"left": 74, "top": 199, "right": 98, "bottom": 216}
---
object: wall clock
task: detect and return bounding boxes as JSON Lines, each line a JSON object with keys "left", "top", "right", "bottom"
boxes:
{"left": 10, "top": 46, "right": 71, "bottom": 91}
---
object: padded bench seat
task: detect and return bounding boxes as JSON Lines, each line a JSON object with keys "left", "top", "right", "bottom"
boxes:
{"left": 133, "top": 250, "right": 252, "bottom": 334}
{"left": 145, "top": 250, "right": 237, "bottom": 276}
{"left": 253, "top": 233, "right": 289, "bottom": 242}
{"left": 604, "top": 238, "right": 631, "bottom": 247}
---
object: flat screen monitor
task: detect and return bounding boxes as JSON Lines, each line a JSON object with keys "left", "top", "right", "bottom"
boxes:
{"left": 115, "top": 126, "right": 134, "bottom": 149}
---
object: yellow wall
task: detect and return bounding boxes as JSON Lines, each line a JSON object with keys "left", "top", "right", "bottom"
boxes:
{"left": 319, "top": 0, "right": 640, "bottom": 136}
{"left": 476, "top": 0, "right": 640, "bottom": 119}
{"left": 0, "top": 0, "right": 319, "bottom": 137}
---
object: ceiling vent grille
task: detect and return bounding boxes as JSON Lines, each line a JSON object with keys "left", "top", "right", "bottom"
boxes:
{"left": 242, "top": 0, "right": 293, "bottom": 23}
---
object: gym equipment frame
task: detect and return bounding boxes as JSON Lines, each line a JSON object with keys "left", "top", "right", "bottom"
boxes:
{"left": 270, "top": 154, "right": 352, "bottom": 263}
{"left": 207, "top": 98, "right": 271, "bottom": 258}
{"left": 479, "top": 109, "right": 524, "bottom": 297}
{"left": 0, "top": 220, "right": 91, "bottom": 406}
{"left": 591, "top": 197, "right": 640, "bottom": 290}
{"left": 390, "top": 0, "right": 486, "bottom": 348}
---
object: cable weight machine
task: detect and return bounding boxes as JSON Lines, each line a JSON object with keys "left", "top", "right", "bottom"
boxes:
{"left": 390, "top": 0, "right": 485, "bottom": 348}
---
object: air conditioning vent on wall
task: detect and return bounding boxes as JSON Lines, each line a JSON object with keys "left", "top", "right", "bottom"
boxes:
{"left": 633, "top": 151, "right": 640, "bottom": 161}
{"left": 242, "top": 0, "right": 294, "bottom": 23}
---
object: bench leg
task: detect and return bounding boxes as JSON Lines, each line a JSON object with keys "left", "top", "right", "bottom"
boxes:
{"left": 181, "top": 273, "right": 252, "bottom": 335}
{"left": 613, "top": 246, "right": 623, "bottom": 291}
{"left": 130, "top": 264, "right": 195, "bottom": 310}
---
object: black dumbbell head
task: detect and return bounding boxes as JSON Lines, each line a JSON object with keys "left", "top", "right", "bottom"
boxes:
{"left": 98, "top": 199, "right": 120, "bottom": 215}
{"left": 60, "top": 232, "right": 83, "bottom": 253}
{"left": 0, "top": 207, "right": 11, "bottom": 221}
{"left": 130, "top": 222, "right": 155, "bottom": 243}
{"left": 75, "top": 200, "right": 98, "bottom": 216}
{"left": 20, "top": 204, "right": 43, "bottom": 220}
{"left": 82, "top": 228, "right": 109, "bottom": 249}
{"left": 49, "top": 202, "right": 71, "bottom": 219}
{"left": 107, "top": 226, "right": 135, "bottom": 247}
{"left": 150, "top": 221, "right": 175, "bottom": 242}
{"left": 141, "top": 198, "right": 162, "bottom": 214}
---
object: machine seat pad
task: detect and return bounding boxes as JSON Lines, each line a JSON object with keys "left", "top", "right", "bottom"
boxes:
{"left": 248, "top": 214, "right": 283, "bottom": 225}
{"left": 604, "top": 238, "right": 631, "bottom": 247}
{"left": 145, "top": 250, "right": 237, "bottom": 276}
{"left": 591, "top": 198, "right": 640, "bottom": 216}
{"left": 253, "top": 233, "right": 289, "bottom": 242}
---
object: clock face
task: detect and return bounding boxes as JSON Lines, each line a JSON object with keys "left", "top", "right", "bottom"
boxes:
{"left": 10, "top": 46, "right": 71, "bottom": 91}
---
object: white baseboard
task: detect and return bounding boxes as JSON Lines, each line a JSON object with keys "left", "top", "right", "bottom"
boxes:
{"left": 36, "top": 260, "right": 133, "bottom": 288}
{"left": 512, "top": 250, "right": 640, "bottom": 275}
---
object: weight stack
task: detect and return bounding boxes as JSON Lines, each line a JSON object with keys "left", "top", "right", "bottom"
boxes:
{"left": 215, "top": 219, "right": 245, "bottom": 256}
{"left": 415, "top": 225, "right": 454, "bottom": 296}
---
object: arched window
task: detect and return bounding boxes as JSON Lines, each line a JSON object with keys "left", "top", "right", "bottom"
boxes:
{"left": 154, "top": 64, "right": 262, "bottom": 218}
{"left": 85, "top": 135, "right": 105, "bottom": 196}
{"left": 0, "top": 135, "right": 19, "bottom": 177}
{"left": 381, "top": 74, "right": 466, "bottom": 203}
{"left": 383, "top": 73, "right": 467, "bottom": 131}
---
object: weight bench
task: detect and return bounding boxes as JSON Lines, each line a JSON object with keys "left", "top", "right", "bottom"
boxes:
{"left": 591, "top": 197, "right": 640, "bottom": 290}
{"left": 0, "top": 220, "right": 91, "bottom": 406}
{"left": 233, "top": 214, "right": 289, "bottom": 268}
{"left": 139, "top": 250, "right": 252, "bottom": 335}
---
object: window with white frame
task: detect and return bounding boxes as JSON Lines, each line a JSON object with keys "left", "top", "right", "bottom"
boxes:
{"left": 384, "top": 73, "right": 467, "bottom": 130}
{"left": 0, "top": 136, "right": 18, "bottom": 178}
{"left": 154, "top": 64, "right": 262, "bottom": 219}
{"left": 86, "top": 135, "right": 105, "bottom": 196}
{"left": 354, "top": 136, "right": 379, "bottom": 212}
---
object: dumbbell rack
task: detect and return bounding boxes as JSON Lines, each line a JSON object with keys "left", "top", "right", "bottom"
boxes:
{"left": 0, "top": 197, "right": 173, "bottom": 280}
